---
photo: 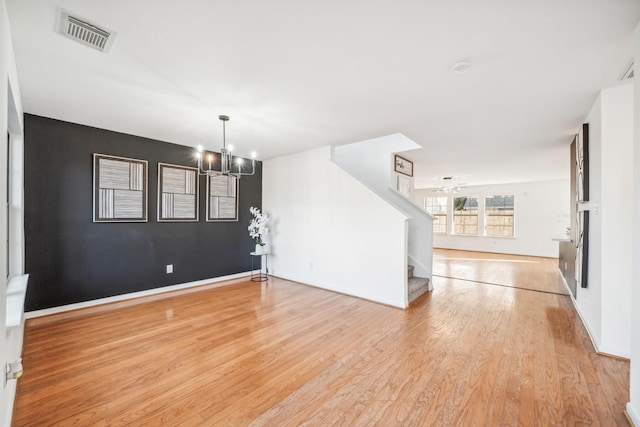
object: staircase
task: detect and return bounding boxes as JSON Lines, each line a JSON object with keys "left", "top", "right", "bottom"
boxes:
{"left": 408, "top": 264, "right": 430, "bottom": 304}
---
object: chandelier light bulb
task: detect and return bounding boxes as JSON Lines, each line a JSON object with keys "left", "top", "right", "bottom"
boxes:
{"left": 194, "top": 114, "right": 256, "bottom": 179}
{"left": 251, "top": 151, "right": 257, "bottom": 159}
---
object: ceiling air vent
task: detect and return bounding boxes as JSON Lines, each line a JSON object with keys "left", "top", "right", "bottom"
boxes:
{"left": 58, "top": 10, "right": 116, "bottom": 53}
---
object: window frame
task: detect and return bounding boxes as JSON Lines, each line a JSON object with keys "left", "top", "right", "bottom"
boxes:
{"left": 484, "top": 194, "right": 515, "bottom": 238}
{"left": 424, "top": 196, "right": 448, "bottom": 234}
{"left": 451, "top": 195, "right": 479, "bottom": 236}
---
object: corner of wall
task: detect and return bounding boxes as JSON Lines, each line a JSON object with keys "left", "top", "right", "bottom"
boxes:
{"left": 263, "top": 145, "right": 409, "bottom": 308}
{"left": 628, "top": 18, "right": 640, "bottom": 420}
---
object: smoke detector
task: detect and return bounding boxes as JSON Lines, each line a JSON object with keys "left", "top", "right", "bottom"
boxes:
{"left": 450, "top": 60, "right": 471, "bottom": 74}
{"left": 57, "top": 9, "right": 117, "bottom": 53}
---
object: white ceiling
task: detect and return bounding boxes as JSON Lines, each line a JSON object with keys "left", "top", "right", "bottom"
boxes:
{"left": 7, "top": 0, "right": 640, "bottom": 188}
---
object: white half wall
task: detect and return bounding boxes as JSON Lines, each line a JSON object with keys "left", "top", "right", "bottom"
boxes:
{"left": 574, "top": 82, "right": 633, "bottom": 359}
{"left": 629, "top": 20, "right": 640, "bottom": 422}
{"left": 414, "top": 180, "right": 570, "bottom": 258}
{"left": 263, "top": 146, "right": 409, "bottom": 308}
{"left": 333, "top": 134, "right": 433, "bottom": 280}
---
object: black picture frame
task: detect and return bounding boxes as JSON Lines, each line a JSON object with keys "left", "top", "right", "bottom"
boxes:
{"left": 157, "top": 163, "right": 199, "bottom": 222}
{"left": 93, "top": 153, "right": 148, "bottom": 222}
{"left": 206, "top": 175, "right": 239, "bottom": 222}
{"left": 394, "top": 155, "right": 413, "bottom": 177}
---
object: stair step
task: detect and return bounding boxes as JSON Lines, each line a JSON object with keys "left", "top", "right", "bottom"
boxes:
{"left": 408, "top": 264, "right": 415, "bottom": 279}
{"left": 408, "top": 276, "right": 430, "bottom": 303}
{"left": 408, "top": 276, "right": 428, "bottom": 292}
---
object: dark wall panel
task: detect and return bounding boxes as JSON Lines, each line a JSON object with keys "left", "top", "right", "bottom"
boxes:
{"left": 561, "top": 137, "right": 577, "bottom": 297}
{"left": 24, "top": 114, "right": 262, "bottom": 310}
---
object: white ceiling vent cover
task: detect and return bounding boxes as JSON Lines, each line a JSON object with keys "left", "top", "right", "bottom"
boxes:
{"left": 57, "top": 10, "right": 116, "bottom": 53}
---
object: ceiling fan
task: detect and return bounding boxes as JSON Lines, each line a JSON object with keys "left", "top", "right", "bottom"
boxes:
{"left": 433, "top": 176, "right": 467, "bottom": 193}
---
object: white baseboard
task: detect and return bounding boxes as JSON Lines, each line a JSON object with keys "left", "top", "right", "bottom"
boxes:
{"left": 272, "top": 272, "right": 406, "bottom": 309}
{"left": 3, "top": 380, "right": 17, "bottom": 427}
{"left": 558, "top": 271, "right": 572, "bottom": 296}
{"left": 559, "top": 270, "right": 602, "bottom": 354}
{"left": 598, "top": 344, "right": 631, "bottom": 359}
{"left": 24, "top": 272, "right": 251, "bottom": 319}
{"left": 627, "top": 402, "right": 639, "bottom": 426}
{"left": 568, "top": 289, "right": 602, "bottom": 354}
{"left": 559, "top": 269, "right": 631, "bottom": 359}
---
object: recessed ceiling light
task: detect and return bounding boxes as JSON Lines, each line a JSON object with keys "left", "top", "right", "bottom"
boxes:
{"left": 450, "top": 60, "right": 471, "bottom": 74}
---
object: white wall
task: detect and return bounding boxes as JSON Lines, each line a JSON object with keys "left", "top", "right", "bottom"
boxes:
{"left": 263, "top": 146, "right": 409, "bottom": 308}
{"left": 414, "top": 179, "right": 570, "bottom": 258}
{"left": 577, "top": 96, "right": 603, "bottom": 349}
{"left": 334, "top": 133, "right": 419, "bottom": 196}
{"left": 333, "top": 134, "right": 433, "bottom": 280}
{"left": 628, "top": 21, "right": 640, "bottom": 425}
{"left": 600, "top": 83, "right": 633, "bottom": 357}
{"left": 574, "top": 82, "right": 633, "bottom": 359}
{"left": 1, "top": 0, "right": 25, "bottom": 424}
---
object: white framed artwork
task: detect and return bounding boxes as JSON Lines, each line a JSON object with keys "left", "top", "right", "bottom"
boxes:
{"left": 397, "top": 174, "right": 411, "bottom": 198}
{"left": 93, "top": 153, "right": 148, "bottom": 222}
{"left": 157, "top": 163, "right": 199, "bottom": 222}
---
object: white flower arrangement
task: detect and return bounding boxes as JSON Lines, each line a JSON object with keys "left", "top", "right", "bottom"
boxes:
{"left": 248, "top": 206, "right": 269, "bottom": 246}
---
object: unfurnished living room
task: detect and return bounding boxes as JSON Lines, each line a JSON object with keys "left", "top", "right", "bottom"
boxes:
{"left": 2, "top": 1, "right": 640, "bottom": 426}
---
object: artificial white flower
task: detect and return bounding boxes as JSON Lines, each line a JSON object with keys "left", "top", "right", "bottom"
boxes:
{"left": 248, "top": 206, "right": 269, "bottom": 245}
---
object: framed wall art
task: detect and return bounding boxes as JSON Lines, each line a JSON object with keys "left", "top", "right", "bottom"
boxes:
{"left": 397, "top": 174, "right": 411, "bottom": 198}
{"left": 158, "top": 163, "right": 199, "bottom": 222}
{"left": 575, "top": 123, "right": 590, "bottom": 289}
{"left": 394, "top": 155, "right": 413, "bottom": 177}
{"left": 93, "top": 153, "right": 148, "bottom": 222}
{"left": 207, "top": 175, "right": 238, "bottom": 221}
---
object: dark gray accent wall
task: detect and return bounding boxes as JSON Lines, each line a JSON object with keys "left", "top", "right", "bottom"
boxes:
{"left": 24, "top": 114, "right": 262, "bottom": 311}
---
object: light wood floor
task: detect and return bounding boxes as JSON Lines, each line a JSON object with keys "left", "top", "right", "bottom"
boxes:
{"left": 14, "top": 251, "right": 629, "bottom": 426}
{"left": 433, "top": 248, "right": 570, "bottom": 295}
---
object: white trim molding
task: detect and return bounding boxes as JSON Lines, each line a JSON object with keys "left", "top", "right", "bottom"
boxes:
{"left": 560, "top": 270, "right": 631, "bottom": 359}
{"left": 627, "top": 402, "right": 639, "bottom": 426}
{"left": 272, "top": 273, "right": 407, "bottom": 310}
{"left": 560, "top": 271, "right": 601, "bottom": 355}
{"left": 25, "top": 272, "right": 251, "bottom": 319}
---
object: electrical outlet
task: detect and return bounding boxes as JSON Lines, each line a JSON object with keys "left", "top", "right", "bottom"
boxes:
{"left": 166, "top": 264, "right": 173, "bottom": 274}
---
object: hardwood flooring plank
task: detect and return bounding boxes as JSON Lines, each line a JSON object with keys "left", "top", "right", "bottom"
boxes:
{"left": 14, "top": 251, "right": 629, "bottom": 426}
{"left": 433, "top": 248, "right": 570, "bottom": 295}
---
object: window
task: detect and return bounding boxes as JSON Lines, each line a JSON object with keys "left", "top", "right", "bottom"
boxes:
{"left": 424, "top": 197, "right": 448, "bottom": 234}
{"left": 485, "top": 195, "right": 515, "bottom": 237}
{"left": 452, "top": 196, "right": 478, "bottom": 235}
